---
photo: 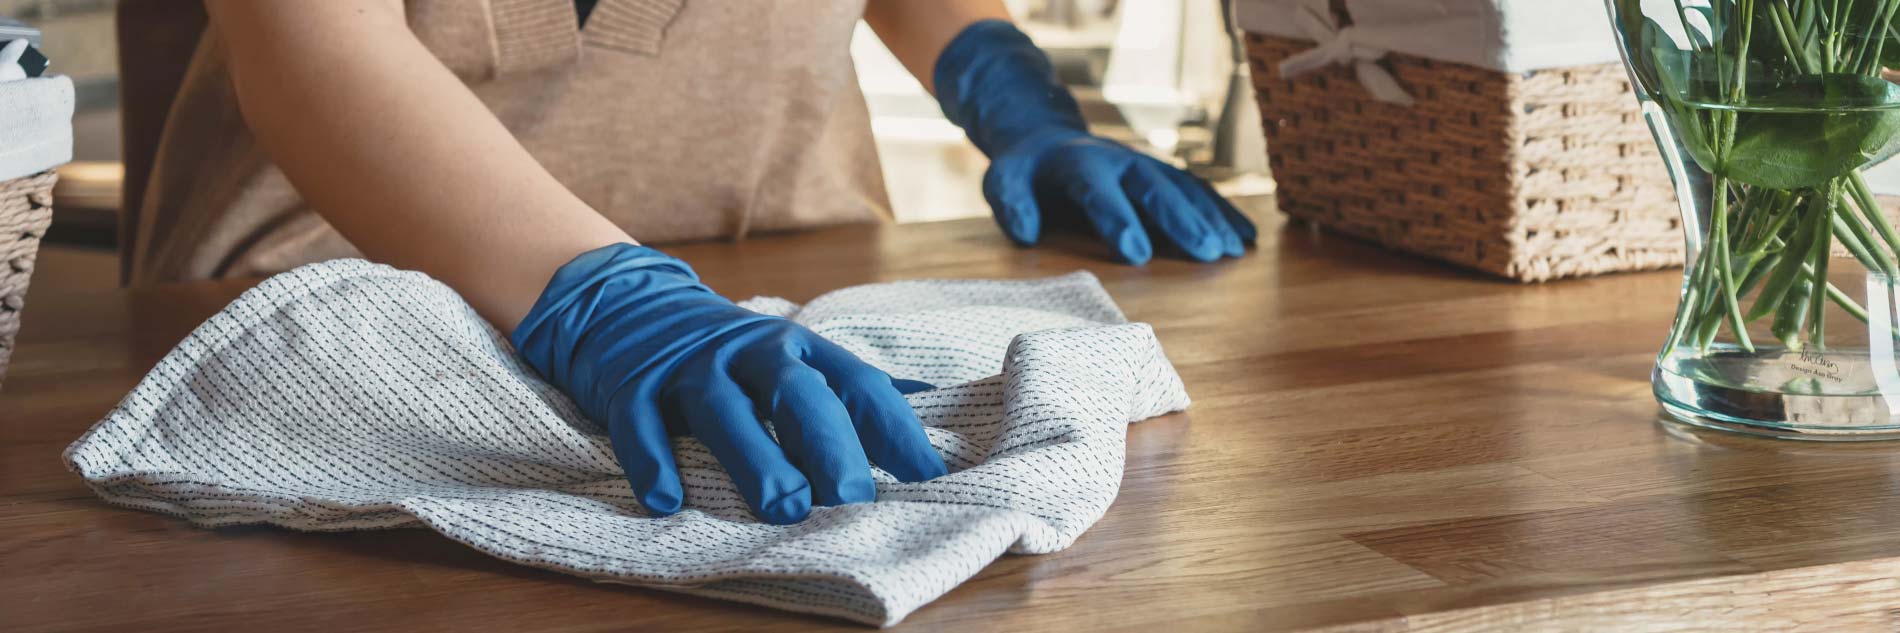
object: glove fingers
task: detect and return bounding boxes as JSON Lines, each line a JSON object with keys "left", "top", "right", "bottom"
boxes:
{"left": 732, "top": 342, "right": 878, "bottom": 507}
{"left": 1060, "top": 165, "right": 1154, "bottom": 265}
{"left": 1169, "top": 169, "right": 1258, "bottom": 246}
{"left": 983, "top": 159, "right": 1044, "bottom": 246}
{"left": 807, "top": 341, "right": 949, "bottom": 483}
{"left": 1160, "top": 169, "right": 1244, "bottom": 257}
{"left": 607, "top": 396, "right": 686, "bottom": 516}
{"left": 889, "top": 377, "right": 938, "bottom": 395}
{"left": 670, "top": 377, "right": 813, "bottom": 525}
{"left": 1122, "top": 161, "right": 1227, "bottom": 262}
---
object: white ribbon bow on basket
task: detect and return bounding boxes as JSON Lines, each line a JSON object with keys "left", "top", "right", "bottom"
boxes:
{"left": 1275, "top": 4, "right": 1417, "bottom": 106}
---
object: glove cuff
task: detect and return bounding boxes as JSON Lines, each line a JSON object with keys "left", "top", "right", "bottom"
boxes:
{"left": 932, "top": 19, "right": 1089, "bottom": 156}
{"left": 510, "top": 243, "right": 709, "bottom": 403}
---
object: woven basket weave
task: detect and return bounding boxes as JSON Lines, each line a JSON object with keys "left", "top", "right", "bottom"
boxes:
{"left": 1244, "top": 33, "right": 1684, "bottom": 282}
{"left": 1, "top": 171, "right": 56, "bottom": 384}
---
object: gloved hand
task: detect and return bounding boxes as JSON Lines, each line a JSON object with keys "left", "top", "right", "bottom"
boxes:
{"left": 511, "top": 244, "right": 948, "bottom": 524}
{"left": 934, "top": 20, "right": 1257, "bottom": 265}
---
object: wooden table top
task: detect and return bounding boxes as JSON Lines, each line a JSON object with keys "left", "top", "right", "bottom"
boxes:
{"left": 10, "top": 215, "right": 1900, "bottom": 631}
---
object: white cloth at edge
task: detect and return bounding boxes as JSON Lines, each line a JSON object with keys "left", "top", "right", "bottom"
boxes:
{"left": 1, "top": 40, "right": 29, "bottom": 81}
{"left": 1237, "top": 0, "right": 1620, "bottom": 74}
{"left": 0, "top": 74, "right": 72, "bottom": 181}
{"left": 63, "top": 260, "right": 1190, "bottom": 627}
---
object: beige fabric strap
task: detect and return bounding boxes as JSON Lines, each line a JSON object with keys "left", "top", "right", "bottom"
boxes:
{"left": 487, "top": 0, "right": 583, "bottom": 77}
{"left": 584, "top": 0, "right": 685, "bottom": 56}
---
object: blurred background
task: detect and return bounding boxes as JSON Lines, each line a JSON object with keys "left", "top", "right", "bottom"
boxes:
{"left": 11, "top": 0, "right": 1272, "bottom": 273}
{"left": 4, "top": 0, "right": 118, "bottom": 248}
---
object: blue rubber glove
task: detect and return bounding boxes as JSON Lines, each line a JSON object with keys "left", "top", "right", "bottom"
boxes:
{"left": 511, "top": 244, "right": 948, "bottom": 524}
{"left": 934, "top": 20, "right": 1257, "bottom": 265}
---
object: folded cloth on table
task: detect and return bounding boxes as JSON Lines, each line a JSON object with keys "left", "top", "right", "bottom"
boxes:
{"left": 64, "top": 259, "right": 1189, "bottom": 626}
{"left": 0, "top": 75, "right": 71, "bottom": 181}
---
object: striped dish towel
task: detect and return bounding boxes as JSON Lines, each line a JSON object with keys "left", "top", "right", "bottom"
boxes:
{"left": 65, "top": 259, "right": 1189, "bottom": 626}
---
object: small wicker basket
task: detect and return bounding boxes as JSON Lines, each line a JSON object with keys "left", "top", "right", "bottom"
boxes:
{"left": 1, "top": 171, "right": 56, "bottom": 383}
{"left": 1244, "top": 33, "right": 1684, "bottom": 282}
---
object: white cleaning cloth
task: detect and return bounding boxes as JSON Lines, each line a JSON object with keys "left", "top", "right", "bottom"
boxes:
{"left": 64, "top": 259, "right": 1189, "bottom": 626}
{"left": 0, "top": 39, "right": 29, "bottom": 81}
{"left": 0, "top": 74, "right": 71, "bottom": 182}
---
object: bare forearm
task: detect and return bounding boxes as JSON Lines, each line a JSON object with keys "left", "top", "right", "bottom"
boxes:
{"left": 204, "top": 0, "right": 628, "bottom": 330}
{"left": 863, "top": 0, "right": 1013, "bottom": 94}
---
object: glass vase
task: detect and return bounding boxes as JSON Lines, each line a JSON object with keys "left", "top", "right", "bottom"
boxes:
{"left": 1609, "top": 0, "right": 1900, "bottom": 438}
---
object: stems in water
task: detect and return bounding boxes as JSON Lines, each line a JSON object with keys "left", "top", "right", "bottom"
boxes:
{"left": 1660, "top": 0, "right": 1900, "bottom": 354}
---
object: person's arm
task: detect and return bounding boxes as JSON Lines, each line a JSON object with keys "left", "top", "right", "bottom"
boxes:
{"left": 205, "top": 1, "right": 948, "bottom": 524}
{"left": 866, "top": 0, "right": 1256, "bottom": 265}
{"left": 203, "top": 0, "right": 628, "bottom": 330}
{"left": 862, "top": 0, "right": 1011, "bottom": 94}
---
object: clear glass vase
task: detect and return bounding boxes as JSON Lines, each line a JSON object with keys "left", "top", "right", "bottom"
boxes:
{"left": 1609, "top": 0, "right": 1900, "bottom": 438}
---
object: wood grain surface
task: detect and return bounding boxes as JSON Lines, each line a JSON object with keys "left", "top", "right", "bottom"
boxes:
{"left": 9, "top": 213, "right": 1900, "bottom": 632}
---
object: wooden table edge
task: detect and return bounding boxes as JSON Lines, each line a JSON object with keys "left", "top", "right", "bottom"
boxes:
{"left": 1325, "top": 555, "right": 1900, "bottom": 631}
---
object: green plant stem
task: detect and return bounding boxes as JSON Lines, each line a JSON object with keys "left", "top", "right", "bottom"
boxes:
{"left": 1831, "top": 190, "right": 1898, "bottom": 275}
{"left": 1773, "top": 2, "right": 1816, "bottom": 72}
{"left": 1774, "top": 269, "right": 1816, "bottom": 346}
{"left": 1679, "top": 288, "right": 1710, "bottom": 351}
{"left": 1689, "top": 195, "right": 1794, "bottom": 350}
{"left": 1751, "top": 204, "right": 1821, "bottom": 321}
{"left": 1716, "top": 0, "right": 1733, "bottom": 88}
{"left": 1694, "top": 240, "right": 1791, "bottom": 348}
{"left": 1733, "top": 0, "right": 1757, "bottom": 96}
{"left": 1712, "top": 178, "right": 1757, "bottom": 352}
{"left": 1843, "top": 0, "right": 1863, "bottom": 68}
{"left": 1812, "top": 184, "right": 1838, "bottom": 347}
{"left": 1773, "top": 4, "right": 1799, "bottom": 56}
{"left": 1857, "top": 0, "right": 1900, "bottom": 73}
{"left": 1668, "top": 232, "right": 1719, "bottom": 353}
{"left": 1825, "top": 278, "right": 1873, "bottom": 322}
{"left": 1831, "top": 0, "right": 1852, "bottom": 70}
{"left": 1656, "top": 0, "right": 1900, "bottom": 355}
{"left": 1847, "top": 172, "right": 1900, "bottom": 275}
{"left": 1693, "top": 264, "right": 1732, "bottom": 349}
{"left": 1862, "top": 0, "right": 1892, "bottom": 70}
{"left": 1740, "top": 195, "right": 1801, "bottom": 256}
{"left": 1673, "top": 1, "right": 1702, "bottom": 50}
{"left": 1833, "top": 207, "right": 1891, "bottom": 275}
{"left": 1755, "top": 228, "right": 1878, "bottom": 328}
{"left": 1666, "top": 287, "right": 1702, "bottom": 352}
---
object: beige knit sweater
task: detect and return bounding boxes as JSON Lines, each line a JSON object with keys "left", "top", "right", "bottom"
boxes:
{"left": 127, "top": 0, "right": 890, "bottom": 284}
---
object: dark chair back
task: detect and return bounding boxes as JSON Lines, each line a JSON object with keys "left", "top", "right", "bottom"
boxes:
{"left": 114, "top": 0, "right": 206, "bottom": 284}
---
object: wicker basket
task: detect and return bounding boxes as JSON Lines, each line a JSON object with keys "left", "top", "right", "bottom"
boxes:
{"left": 1, "top": 171, "right": 56, "bottom": 384}
{"left": 1244, "top": 32, "right": 1684, "bottom": 282}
